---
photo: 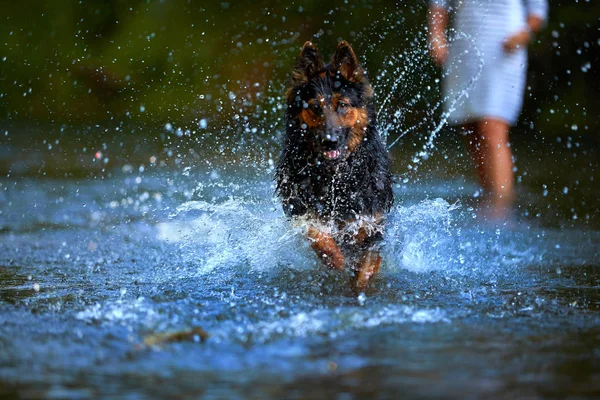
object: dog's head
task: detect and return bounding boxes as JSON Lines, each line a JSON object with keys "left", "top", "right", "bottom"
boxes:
{"left": 286, "top": 41, "right": 374, "bottom": 163}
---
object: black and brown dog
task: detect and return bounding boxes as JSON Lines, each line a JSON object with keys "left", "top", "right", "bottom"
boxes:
{"left": 275, "top": 41, "right": 394, "bottom": 294}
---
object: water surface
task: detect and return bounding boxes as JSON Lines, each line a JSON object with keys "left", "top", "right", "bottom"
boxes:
{"left": 1, "top": 126, "right": 598, "bottom": 399}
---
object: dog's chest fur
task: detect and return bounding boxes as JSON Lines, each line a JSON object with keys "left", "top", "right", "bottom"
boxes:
{"left": 277, "top": 130, "right": 392, "bottom": 222}
{"left": 275, "top": 40, "right": 393, "bottom": 226}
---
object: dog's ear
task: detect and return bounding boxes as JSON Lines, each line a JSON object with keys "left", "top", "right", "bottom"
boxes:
{"left": 332, "top": 41, "right": 364, "bottom": 82}
{"left": 292, "top": 41, "right": 324, "bottom": 85}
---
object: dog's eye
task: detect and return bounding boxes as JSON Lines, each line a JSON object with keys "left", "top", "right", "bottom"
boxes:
{"left": 337, "top": 102, "right": 350, "bottom": 112}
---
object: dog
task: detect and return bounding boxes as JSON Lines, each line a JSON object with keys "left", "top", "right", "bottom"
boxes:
{"left": 275, "top": 41, "right": 394, "bottom": 294}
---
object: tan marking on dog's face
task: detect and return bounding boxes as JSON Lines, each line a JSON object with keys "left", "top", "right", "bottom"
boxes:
{"left": 327, "top": 95, "right": 369, "bottom": 152}
{"left": 296, "top": 92, "right": 369, "bottom": 151}
{"left": 300, "top": 108, "right": 323, "bottom": 129}
{"left": 330, "top": 93, "right": 343, "bottom": 111}
{"left": 299, "top": 95, "right": 326, "bottom": 129}
{"left": 346, "top": 107, "right": 369, "bottom": 152}
{"left": 308, "top": 93, "right": 369, "bottom": 152}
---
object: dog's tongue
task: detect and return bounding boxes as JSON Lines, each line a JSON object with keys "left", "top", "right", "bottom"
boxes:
{"left": 325, "top": 150, "right": 340, "bottom": 159}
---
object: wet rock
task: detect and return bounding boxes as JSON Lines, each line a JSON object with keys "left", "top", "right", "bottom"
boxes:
{"left": 142, "top": 327, "right": 209, "bottom": 348}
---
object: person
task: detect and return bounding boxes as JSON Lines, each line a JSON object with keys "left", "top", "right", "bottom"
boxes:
{"left": 427, "top": 0, "right": 548, "bottom": 222}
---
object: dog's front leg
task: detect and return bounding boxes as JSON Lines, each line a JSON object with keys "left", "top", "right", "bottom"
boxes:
{"left": 350, "top": 219, "right": 384, "bottom": 294}
{"left": 306, "top": 226, "right": 344, "bottom": 271}
{"left": 352, "top": 249, "right": 382, "bottom": 295}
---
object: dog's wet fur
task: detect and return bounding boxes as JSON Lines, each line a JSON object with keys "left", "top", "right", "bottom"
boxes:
{"left": 275, "top": 41, "right": 393, "bottom": 294}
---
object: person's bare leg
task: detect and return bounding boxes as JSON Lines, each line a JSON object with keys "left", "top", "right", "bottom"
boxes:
{"left": 474, "top": 118, "right": 515, "bottom": 220}
{"left": 462, "top": 123, "right": 488, "bottom": 191}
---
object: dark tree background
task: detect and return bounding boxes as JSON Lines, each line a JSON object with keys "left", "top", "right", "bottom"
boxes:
{"left": 1, "top": 0, "right": 598, "bottom": 136}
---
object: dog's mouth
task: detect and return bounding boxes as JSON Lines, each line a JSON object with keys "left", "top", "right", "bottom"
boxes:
{"left": 323, "top": 150, "right": 341, "bottom": 160}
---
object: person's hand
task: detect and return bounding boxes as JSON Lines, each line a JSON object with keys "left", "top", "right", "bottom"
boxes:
{"left": 502, "top": 30, "right": 531, "bottom": 53}
{"left": 428, "top": 34, "right": 448, "bottom": 67}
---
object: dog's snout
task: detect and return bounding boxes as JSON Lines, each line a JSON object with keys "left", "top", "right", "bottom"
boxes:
{"left": 324, "top": 133, "right": 339, "bottom": 143}
{"left": 321, "top": 134, "right": 339, "bottom": 150}
{"left": 322, "top": 128, "right": 342, "bottom": 145}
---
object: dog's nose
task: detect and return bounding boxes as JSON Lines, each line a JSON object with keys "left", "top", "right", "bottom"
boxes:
{"left": 323, "top": 128, "right": 342, "bottom": 145}
{"left": 323, "top": 133, "right": 339, "bottom": 144}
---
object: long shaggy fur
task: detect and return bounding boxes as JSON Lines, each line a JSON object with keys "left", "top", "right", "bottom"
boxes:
{"left": 276, "top": 42, "right": 393, "bottom": 223}
{"left": 274, "top": 40, "right": 393, "bottom": 293}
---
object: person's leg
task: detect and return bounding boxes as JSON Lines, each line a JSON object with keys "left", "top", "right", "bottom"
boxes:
{"left": 462, "top": 122, "right": 487, "bottom": 190}
{"left": 473, "top": 118, "right": 515, "bottom": 220}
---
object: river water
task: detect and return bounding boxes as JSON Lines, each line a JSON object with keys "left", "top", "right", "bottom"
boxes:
{"left": 0, "top": 123, "right": 598, "bottom": 399}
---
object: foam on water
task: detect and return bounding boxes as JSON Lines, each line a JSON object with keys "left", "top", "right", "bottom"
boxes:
{"left": 210, "top": 304, "right": 450, "bottom": 344}
{"left": 76, "top": 297, "right": 159, "bottom": 326}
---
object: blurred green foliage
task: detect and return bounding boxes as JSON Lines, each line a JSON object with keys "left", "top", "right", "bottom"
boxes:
{"left": 0, "top": 0, "right": 598, "bottom": 135}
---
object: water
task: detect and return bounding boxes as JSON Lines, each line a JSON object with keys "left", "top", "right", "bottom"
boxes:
{"left": 1, "top": 128, "right": 599, "bottom": 398}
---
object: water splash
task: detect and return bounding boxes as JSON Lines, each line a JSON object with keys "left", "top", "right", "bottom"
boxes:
{"left": 156, "top": 197, "right": 315, "bottom": 274}
{"left": 376, "top": 31, "right": 485, "bottom": 171}
{"left": 155, "top": 179, "right": 475, "bottom": 279}
{"left": 385, "top": 198, "right": 461, "bottom": 274}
